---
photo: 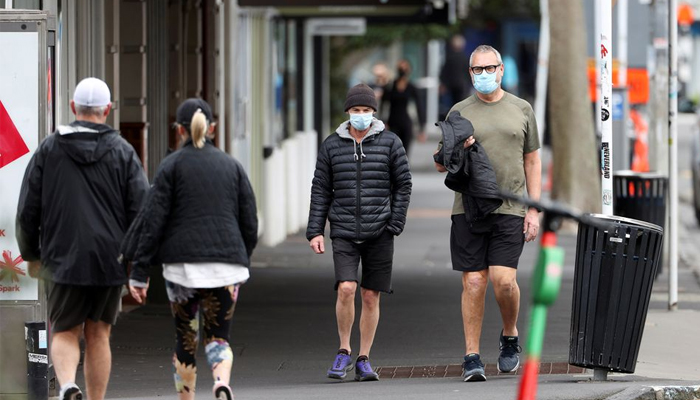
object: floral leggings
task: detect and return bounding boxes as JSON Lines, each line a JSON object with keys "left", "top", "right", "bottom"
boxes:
{"left": 166, "top": 280, "right": 240, "bottom": 394}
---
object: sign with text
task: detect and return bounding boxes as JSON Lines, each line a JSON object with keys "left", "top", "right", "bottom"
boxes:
{"left": 0, "top": 30, "right": 40, "bottom": 301}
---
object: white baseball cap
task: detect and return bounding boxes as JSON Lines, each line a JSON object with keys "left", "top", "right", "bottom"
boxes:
{"left": 73, "top": 77, "right": 111, "bottom": 107}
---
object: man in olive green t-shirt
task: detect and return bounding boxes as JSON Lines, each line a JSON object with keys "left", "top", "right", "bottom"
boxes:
{"left": 434, "top": 45, "right": 541, "bottom": 382}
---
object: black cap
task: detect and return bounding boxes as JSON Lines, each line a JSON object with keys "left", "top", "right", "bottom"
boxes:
{"left": 176, "top": 98, "right": 214, "bottom": 126}
{"left": 344, "top": 83, "right": 378, "bottom": 112}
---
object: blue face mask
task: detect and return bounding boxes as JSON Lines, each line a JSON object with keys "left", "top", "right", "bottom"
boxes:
{"left": 349, "top": 113, "right": 373, "bottom": 131}
{"left": 472, "top": 70, "right": 500, "bottom": 94}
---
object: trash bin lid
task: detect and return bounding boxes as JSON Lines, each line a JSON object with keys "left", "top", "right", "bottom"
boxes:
{"left": 613, "top": 170, "right": 668, "bottom": 180}
{"left": 586, "top": 213, "right": 664, "bottom": 234}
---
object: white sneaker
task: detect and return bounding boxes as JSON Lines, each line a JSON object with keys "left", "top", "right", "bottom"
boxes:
{"left": 59, "top": 383, "right": 83, "bottom": 400}
{"left": 213, "top": 382, "right": 233, "bottom": 400}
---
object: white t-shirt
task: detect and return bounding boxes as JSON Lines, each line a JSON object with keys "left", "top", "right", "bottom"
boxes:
{"left": 162, "top": 262, "right": 249, "bottom": 288}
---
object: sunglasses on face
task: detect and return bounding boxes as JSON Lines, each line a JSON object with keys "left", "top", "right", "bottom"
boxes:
{"left": 470, "top": 64, "right": 501, "bottom": 75}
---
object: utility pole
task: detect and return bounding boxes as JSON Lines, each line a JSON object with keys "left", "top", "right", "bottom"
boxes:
{"left": 534, "top": 0, "right": 549, "bottom": 142}
{"left": 649, "top": 0, "right": 670, "bottom": 174}
{"left": 618, "top": 0, "right": 628, "bottom": 88}
{"left": 600, "top": 0, "right": 614, "bottom": 215}
{"left": 668, "top": 0, "right": 679, "bottom": 311}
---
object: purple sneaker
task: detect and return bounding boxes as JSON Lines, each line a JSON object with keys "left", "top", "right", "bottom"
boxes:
{"left": 327, "top": 351, "right": 353, "bottom": 379}
{"left": 354, "top": 358, "right": 379, "bottom": 381}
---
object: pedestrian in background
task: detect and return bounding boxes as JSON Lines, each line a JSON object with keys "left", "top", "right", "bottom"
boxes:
{"left": 382, "top": 59, "right": 426, "bottom": 158}
{"left": 16, "top": 77, "right": 149, "bottom": 400}
{"left": 123, "top": 98, "right": 258, "bottom": 400}
{"left": 369, "top": 62, "right": 390, "bottom": 105}
{"left": 501, "top": 54, "right": 520, "bottom": 95}
{"left": 434, "top": 45, "right": 541, "bottom": 382}
{"left": 307, "top": 83, "right": 412, "bottom": 382}
{"left": 440, "top": 34, "right": 471, "bottom": 112}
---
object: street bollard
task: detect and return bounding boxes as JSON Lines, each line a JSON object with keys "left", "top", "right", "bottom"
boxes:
{"left": 25, "top": 321, "right": 49, "bottom": 400}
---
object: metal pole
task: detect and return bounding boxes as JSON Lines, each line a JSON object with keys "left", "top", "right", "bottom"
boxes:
{"left": 593, "top": 369, "right": 609, "bottom": 381}
{"left": 618, "top": 0, "right": 628, "bottom": 87}
{"left": 534, "top": 0, "right": 549, "bottom": 143}
{"left": 426, "top": 40, "right": 440, "bottom": 135}
{"left": 5, "top": 0, "right": 12, "bottom": 9}
{"left": 668, "top": 0, "right": 679, "bottom": 311}
{"left": 595, "top": 0, "right": 602, "bottom": 140}
{"left": 601, "top": 0, "right": 614, "bottom": 215}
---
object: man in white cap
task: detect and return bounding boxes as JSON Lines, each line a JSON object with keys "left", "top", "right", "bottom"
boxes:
{"left": 16, "top": 77, "right": 149, "bottom": 400}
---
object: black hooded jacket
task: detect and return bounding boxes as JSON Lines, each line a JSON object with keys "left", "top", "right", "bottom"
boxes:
{"left": 16, "top": 120, "right": 149, "bottom": 286}
{"left": 434, "top": 111, "right": 502, "bottom": 222}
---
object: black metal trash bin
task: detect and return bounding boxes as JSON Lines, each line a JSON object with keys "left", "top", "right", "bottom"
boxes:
{"left": 613, "top": 171, "right": 667, "bottom": 277}
{"left": 569, "top": 214, "right": 664, "bottom": 374}
{"left": 613, "top": 170, "right": 667, "bottom": 232}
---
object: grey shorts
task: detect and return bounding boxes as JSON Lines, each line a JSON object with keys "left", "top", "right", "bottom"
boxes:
{"left": 331, "top": 230, "right": 395, "bottom": 293}
{"left": 47, "top": 281, "right": 122, "bottom": 333}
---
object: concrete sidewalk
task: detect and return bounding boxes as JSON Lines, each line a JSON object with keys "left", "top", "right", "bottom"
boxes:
{"left": 60, "top": 136, "right": 697, "bottom": 399}
{"left": 91, "top": 163, "right": 700, "bottom": 400}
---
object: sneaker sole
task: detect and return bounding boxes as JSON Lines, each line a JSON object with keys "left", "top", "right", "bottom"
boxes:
{"left": 354, "top": 374, "right": 379, "bottom": 382}
{"left": 327, "top": 366, "right": 354, "bottom": 379}
{"left": 214, "top": 385, "right": 233, "bottom": 400}
{"left": 498, "top": 358, "right": 520, "bottom": 373}
{"left": 463, "top": 372, "right": 487, "bottom": 382}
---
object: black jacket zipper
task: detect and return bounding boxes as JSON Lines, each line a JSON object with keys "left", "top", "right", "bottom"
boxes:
{"left": 355, "top": 145, "right": 362, "bottom": 241}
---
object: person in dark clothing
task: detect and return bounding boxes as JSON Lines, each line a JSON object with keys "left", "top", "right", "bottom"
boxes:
{"left": 369, "top": 62, "right": 390, "bottom": 104}
{"left": 16, "top": 77, "right": 149, "bottom": 400}
{"left": 307, "top": 83, "right": 412, "bottom": 382}
{"left": 440, "top": 34, "right": 471, "bottom": 112}
{"left": 381, "top": 59, "right": 426, "bottom": 159}
{"left": 434, "top": 45, "right": 541, "bottom": 383}
{"left": 123, "top": 98, "right": 257, "bottom": 400}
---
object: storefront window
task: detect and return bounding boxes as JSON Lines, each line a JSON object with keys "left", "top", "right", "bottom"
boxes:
{"left": 12, "top": 0, "right": 42, "bottom": 9}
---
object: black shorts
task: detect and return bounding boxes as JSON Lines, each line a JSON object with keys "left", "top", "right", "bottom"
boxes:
{"left": 47, "top": 281, "right": 122, "bottom": 333}
{"left": 450, "top": 214, "right": 525, "bottom": 272}
{"left": 331, "top": 230, "right": 394, "bottom": 293}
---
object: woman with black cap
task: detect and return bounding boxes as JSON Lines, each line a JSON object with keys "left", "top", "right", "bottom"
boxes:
{"left": 123, "top": 98, "right": 258, "bottom": 400}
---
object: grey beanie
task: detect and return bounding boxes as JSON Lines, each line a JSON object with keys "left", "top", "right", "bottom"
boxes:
{"left": 344, "top": 83, "right": 378, "bottom": 111}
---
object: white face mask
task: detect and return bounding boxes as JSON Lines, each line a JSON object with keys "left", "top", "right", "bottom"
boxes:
{"left": 349, "top": 113, "right": 373, "bottom": 131}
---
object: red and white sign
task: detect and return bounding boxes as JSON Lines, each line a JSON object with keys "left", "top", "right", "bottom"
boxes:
{"left": 0, "top": 30, "right": 40, "bottom": 301}
{"left": 0, "top": 100, "right": 30, "bottom": 169}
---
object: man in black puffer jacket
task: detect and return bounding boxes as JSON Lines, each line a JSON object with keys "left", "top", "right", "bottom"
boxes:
{"left": 307, "top": 83, "right": 412, "bottom": 382}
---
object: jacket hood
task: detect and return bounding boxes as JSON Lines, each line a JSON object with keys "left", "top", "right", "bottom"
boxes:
{"left": 335, "top": 118, "right": 386, "bottom": 161}
{"left": 335, "top": 118, "right": 385, "bottom": 142}
{"left": 55, "top": 121, "right": 120, "bottom": 165}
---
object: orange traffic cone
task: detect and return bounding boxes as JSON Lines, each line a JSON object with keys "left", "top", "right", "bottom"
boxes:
{"left": 630, "top": 108, "right": 650, "bottom": 173}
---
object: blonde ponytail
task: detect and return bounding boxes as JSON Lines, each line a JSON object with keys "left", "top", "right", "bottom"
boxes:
{"left": 190, "top": 109, "right": 207, "bottom": 149}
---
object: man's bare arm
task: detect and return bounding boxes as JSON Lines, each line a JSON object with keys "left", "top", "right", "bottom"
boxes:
{"left": 523, "top": 149, "right": 542, "bottom": 242}
{"left": 523, "top": 150, "right": 541, "bottom": 202}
